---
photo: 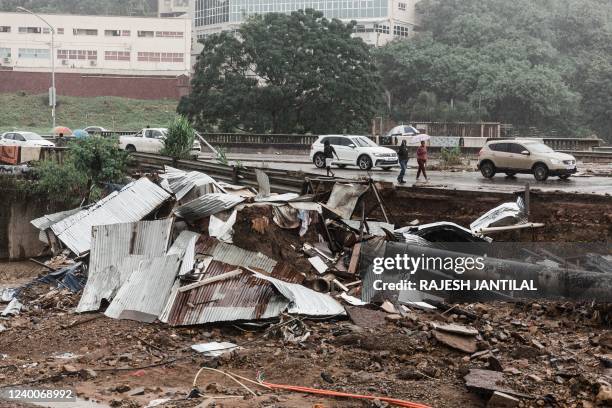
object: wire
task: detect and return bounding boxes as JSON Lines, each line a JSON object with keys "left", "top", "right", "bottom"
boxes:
{"left": 192, "top": 367, "right": 257, "bottom": 397}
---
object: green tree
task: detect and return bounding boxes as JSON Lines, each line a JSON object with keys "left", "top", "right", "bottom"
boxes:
{"left": 377, "top": 0, "right": 612, "bottom": 142}
{"left": 179, "top": 9, "right": 381, "bottom": 134}
{"left": 161, "top": 115, "right": 196, "bottom": 162}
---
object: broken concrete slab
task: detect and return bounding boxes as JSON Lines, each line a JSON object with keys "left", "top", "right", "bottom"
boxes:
{"left": 431, "top": 322, "right": 479, "bottom": 336}
{"left": 464, "top": 369, "right": 531, "bottom": 399}
{"left": 487, "top": 391, "right": 519, "bottom": 407}
{"left": 433, "top": 330, "right": 478, "bottom": 353}
{"left": 345, "top": 306, "right": 387, "bottom": 329}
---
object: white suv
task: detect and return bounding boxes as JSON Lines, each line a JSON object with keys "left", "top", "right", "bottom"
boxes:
{"left": 310, "top": 135, "right": 398, "bottom": 171}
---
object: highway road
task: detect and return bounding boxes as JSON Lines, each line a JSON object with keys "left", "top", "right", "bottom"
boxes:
{"left": 202, "top": 155, "right": 612, "bottom": 195}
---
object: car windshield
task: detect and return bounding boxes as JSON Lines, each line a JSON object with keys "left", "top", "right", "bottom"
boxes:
{"left": 22, "top": 132, "right": 44, "bottom": 140}
{"left": 352, "top": 136, "right": 377, "bottom": 147}
{"left": 526, "top": 143, "right": 554, "bottom": 153}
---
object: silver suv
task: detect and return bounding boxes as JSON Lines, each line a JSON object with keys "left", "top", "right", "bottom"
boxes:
{"left": 478, "top": 139, "right": 577, "bottom": 181}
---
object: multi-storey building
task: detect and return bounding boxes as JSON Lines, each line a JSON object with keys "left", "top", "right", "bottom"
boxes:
{"left": 0, "top": 12, "right": 191, "bottom": 99}
{"left": 192, "top": 0, "right": 419, "bottom": 49}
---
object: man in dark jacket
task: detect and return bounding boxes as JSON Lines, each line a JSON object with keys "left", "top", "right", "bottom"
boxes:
{"left": 323, "top": 139, "right": 339, "bottom": 177}
{"left": 397, "top": 140, "right": 408, "bottom": 184}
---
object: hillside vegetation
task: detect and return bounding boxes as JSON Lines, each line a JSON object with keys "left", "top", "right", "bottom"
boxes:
{"left": 0, "top": 93, "right": 178, "bottom": 134}
{"left": 0, "top": 0, "right": 157, "bottom": 16}
{"left": 377, "top": 0, "right": 612, "bottom": 141}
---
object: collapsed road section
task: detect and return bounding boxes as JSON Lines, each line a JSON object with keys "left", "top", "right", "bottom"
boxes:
{"left": 0, "top": 164, "right": 611, "bottom": 408}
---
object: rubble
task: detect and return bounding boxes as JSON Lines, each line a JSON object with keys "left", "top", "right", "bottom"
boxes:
{"left": 1, "top": 166, "right": 610, "bottom": 408}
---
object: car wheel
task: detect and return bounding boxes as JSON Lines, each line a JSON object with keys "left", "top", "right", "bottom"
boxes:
{"left": 533, "top": 164, "right": 549, "bottom": 181}
{"left": 505, "top": 172, "right": 516, "bottom": 177}
{"left": 480, "top": 161, "right": 496, "bottom": 178}
{"left": 337, "top": 164, "right": 347, "bottom": 169}
{"left": 313, "top": 153, "right": 325, "bottom": 169}
{"left": 126, "top": 145, "right": 136, "bottom": 153}
{"left": 559, "top": 174, "right": 570, "bottom": 180}
{"left": 357, "top": 155, "right": 373, "bottom": 170}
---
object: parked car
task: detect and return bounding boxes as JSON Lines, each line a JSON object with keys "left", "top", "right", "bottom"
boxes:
{"left": 310, "top": 135, "right": 398, "bottom": 171}
{"left": 118, "top": 128, "right": 201, "bottom": 156}
{"left": 477, "top": 138, "right": 577, "bottom": 181}
{"left": 83, "top": 126, "right": 107, "bottom": 134}
{"left": 0, "top": 131, "right": 55, "bottom": 147}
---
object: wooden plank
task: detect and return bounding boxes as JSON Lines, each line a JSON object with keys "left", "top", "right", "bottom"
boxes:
{"left": 347, "top": 243, "right": 361, "bottom": 275}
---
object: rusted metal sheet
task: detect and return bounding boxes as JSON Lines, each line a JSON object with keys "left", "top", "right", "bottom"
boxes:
{"left": 50, "top": 178, "right": 172, "bottom": 255}
{"left": 0, "top": 146, "right": 19, "bottom": 164}
{"left": 162, "top": 165, "right": 222, "bottom": 201}
{"left": 167, "top": 261, "right": 288, "bottom": 326}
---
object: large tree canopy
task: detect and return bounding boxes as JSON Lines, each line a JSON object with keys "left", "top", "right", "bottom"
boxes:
{"left": 376, "top": 0, "right": 612, "bottom": 141}
{"left": 179, "top": 9, "right": 381, "bottom": 134}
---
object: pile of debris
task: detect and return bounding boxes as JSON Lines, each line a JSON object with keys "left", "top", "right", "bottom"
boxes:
{"left": 1, "top": 165, "right": 610, "bottom": 407}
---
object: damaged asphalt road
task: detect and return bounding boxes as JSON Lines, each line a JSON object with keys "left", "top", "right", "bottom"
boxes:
{"left": 1, "top": 164, "right": 611, "bottom": 408}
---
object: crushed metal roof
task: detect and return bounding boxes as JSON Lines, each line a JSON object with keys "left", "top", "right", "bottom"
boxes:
{"left": 76, "top": 218, "right": 173, "bottom": 313}
{"left": 254, "top": 272, "right": 345, "bottom": 316}
{"left": 162, "top": 166, "right": 223, "bottom": 201}
{"left": 49, "top": 178, "right": 172, "bottom": 255}
{"left": 105, "top": 254, "right": 181, "bottom": 322}
{"left": 31, "top": 207, "right": 83, "bottom": 231}
{"left": 166, "top": 261, "right": 289, "bottom": 326}
{"left": 341, "top": 219, "right": 395, "bottom": 236}
{"left": 196, "top": 236, "right": 277, "bottom": 274}
{"left": 174, "top": 193, "right": 245, "bottom": 221}
{"left": 325, "top": 183, "right": 370, "bottom": 219}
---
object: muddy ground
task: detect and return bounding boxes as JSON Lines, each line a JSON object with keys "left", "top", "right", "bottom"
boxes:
{"left": 1, "top": 186, "right": 611, "bottom": 408}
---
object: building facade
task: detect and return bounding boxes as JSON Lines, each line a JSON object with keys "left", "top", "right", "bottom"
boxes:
{"left": 159, "top": 0, "right": 192, "bottom": 17}
{"left": 0, "top": 12, "right": 191, "bottom": 99}
{"left": 193, "top": 0, "right": 419, "bottom": 48}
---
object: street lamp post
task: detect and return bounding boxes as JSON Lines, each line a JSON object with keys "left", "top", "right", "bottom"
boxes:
{"left": 17, "top": 6, "right": 56, "bottom": 129}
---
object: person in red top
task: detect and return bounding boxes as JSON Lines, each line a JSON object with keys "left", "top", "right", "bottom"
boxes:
{"left": 416, "top": 140, "right": 428, "bottom": 182}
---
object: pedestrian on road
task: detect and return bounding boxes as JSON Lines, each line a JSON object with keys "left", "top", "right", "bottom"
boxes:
{"left": 397, "top": 140, "right": 408, "bottom": 184}
{"left": 416, "top": 140, "right": 428, "bottom": 182}
{"left": 323, "top": 139, "right": 339, "bottom": 177}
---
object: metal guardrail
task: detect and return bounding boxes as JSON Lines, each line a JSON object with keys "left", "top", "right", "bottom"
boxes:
{"left": 131, "top": 152, "right": 312, "bottom": 193}
{"left": 201, "top": 133, "right": 319, "bottom": 145}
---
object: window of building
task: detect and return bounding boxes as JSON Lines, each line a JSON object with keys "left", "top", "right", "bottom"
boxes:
{"left": 105, "top": 30, "right": 121, "bottom": 36}
{"left": 393, "top": 25, "right": 410, "bottom": 37}
{"left": 155, "top": 31, "right": 184, "bottom": 38}
{"left": 122, "top": 30, "right": 131, "bottom": 36}
{"left": 137, "top": 30, "right": 155, "bottom": 37}
{"left": 195, "top": 0, "right": 230, "bottom": 27}
{"left": 137, "top": 52, "right": 184, "bottom": 62}
{"left": 42, "top": 27, "right": 50, "bottom": 34}
{"left": 57, "top": 28, "right": 64, "bottom": 34}
{"left": 73, "top": 28, "right": 98, "bottom": 36}
{"left": 398, "top": 2, "right": 406, "bottom": 10}
{"left": 104, "top": 51, "right": 130, "bottom": 61}
{"left": 18, "top": 48, "right": 49, "bottom": 59}
{"left": 0, "top": 26, "right": 10, "bottom": 33}
{"left": 57, "top": 49, "right": 97, "bottom": 60}
{"left": 375, "top": 24, "right": 389, "bottom": 34}
{"left": 18, "top": 27, "right": 42, "bottom": 34}
{"left": 0, "top": 48, "right": 11, "bottom": 58}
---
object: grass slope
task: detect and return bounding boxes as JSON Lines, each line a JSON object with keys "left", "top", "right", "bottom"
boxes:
{"left": 0, "top": 93, "right": 179, "bottom": 134}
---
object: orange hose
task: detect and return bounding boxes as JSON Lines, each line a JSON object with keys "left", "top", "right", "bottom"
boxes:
{"left": 262, "top": 381, "right": 432, "bottom": 408}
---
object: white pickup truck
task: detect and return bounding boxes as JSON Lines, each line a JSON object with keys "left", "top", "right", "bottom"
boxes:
{"left": 119, "top": 128, "right": 201, "bottom": 156}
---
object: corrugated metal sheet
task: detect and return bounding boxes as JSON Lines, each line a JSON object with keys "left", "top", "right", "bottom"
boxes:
{"left": 255, "top": 193, "right": 300, "bottom": 202}
{"left": 31, "top": 207, "right": 83, "bottom": 231}
{"left": 174, "top": 193, "right": 245, "bottom": 221}
{"left": 253, "top": 273, "right": 345, "bottom": 316}
{"left": 325, "top": 183, "right": 369, "bottom": 219}
{"left": 162, "top": 166, "right": 222, "bottom": 201}
{"left": 50, "top": 178, "right": 172, "bottom": 255}
{"left": 105, "top": 254, "right": 181, "bottom": 322}
{"left": 206, "top": 240, "right": 277, "bottom": 273}
{"left": 158, "top": 231, "right": 201, "bottom": 323}
{"left": 167, "top": 261, "right": 288, "bottom": 326}
{"left": 76, "top": 218, "right": 173, "bottom": 313}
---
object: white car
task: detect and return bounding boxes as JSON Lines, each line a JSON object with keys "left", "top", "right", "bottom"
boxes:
{"left": 119, "top": 128, "right": 201, "bottom": 155}
{"left": 310, "top": 135, "right": 398, "bottom": 170}
{"left": 0, "top": 131, "right": 55, "bottom": 147}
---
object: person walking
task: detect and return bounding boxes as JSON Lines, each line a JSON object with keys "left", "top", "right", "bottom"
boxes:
{"left": 416, "top": 140, "right": 428, "bottom": 182}
{"left": 323, "top": 139, "right": 339, "bottom": 177}
{"left": 397, "top": 140, "right": 408, "bottom": 184}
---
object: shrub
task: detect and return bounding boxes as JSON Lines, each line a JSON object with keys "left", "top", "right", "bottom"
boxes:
{"left": 439, "top": 147, "right": 463, "bottom": 166}
{"left": 161, "top": 115, "right": 196, "bottom": 161}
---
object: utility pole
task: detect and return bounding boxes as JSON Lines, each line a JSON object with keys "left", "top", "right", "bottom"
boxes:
{"left": 17, "top": 7, "right": 56, "bottom": 129}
